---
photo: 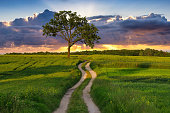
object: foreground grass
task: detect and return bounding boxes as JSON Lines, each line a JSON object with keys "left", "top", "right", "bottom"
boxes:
{"left": 89, "top": 55, "right": 170, "bottom": 113}
{"left": 0, "top": 55, "right": 81, "bottom": 113}
{"left": 1, "top": 55, "right": 170, "bottom": 113}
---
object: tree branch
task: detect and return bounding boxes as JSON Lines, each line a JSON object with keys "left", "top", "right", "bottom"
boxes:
{"left": 60, "top": 31, "right": 69, "bottom": 41}
{"left": 70, "top": 37, "right": 83, "bottom": 47}
{"left": 64, "top": 26, "right": 70, "bottom": 39}
{"left": 56, "top": 34, "right": 66, "bottom": 40}
{"left": 69, "top": 29, "right": 72, "bottom": 39}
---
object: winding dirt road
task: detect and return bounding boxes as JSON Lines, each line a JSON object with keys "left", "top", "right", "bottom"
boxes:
{"left": 83, "top": 62, "right": 101, "bottom": 113}
{"left": 53, "top": 62, "right": 100, "bottom": 113}
{"left": 53, "top": 62, "right": 87, "bottom": 113}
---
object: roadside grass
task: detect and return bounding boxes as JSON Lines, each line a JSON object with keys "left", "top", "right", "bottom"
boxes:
{"left": 0, "top": 55, "right": 81, "bottom": 113}
{"left": 81, "top": 61, "right": 88, "bottom": 71}
{"left": 67, "top": 62, "right": 91, "bottom": 113}
{"left": 88, "top": 55, "right": 170, "bottom": 113}
{"left": 67, "top": 79, "right": 90, "bottom": 113}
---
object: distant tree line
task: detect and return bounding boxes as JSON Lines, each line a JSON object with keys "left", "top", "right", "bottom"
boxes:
{"left": 5, "top": 48, "right": 170, "bottom": 57}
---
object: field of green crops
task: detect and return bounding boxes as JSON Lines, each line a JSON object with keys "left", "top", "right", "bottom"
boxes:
{"left": 89, "top": 55, "right": 170, "bottom": 113}
{"left": 0, "top": 55, "right": 81, "bottom": 113}
{"left": 0, "top": 55, "right": 170, "bottom": 113}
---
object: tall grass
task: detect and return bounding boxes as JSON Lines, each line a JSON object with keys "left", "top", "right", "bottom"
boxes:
{"left": 0, "top": 55, "right": 81, "bottom": 113}
{"left": 88, "top": 55, "right": 170, "bottom": 113}
{"left": 1, "top": 55, "right": 170, "bottom": 113}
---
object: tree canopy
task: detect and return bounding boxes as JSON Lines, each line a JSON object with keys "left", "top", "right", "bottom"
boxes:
{"left": 42, "top": 11, "right": 101, "bottom": 58}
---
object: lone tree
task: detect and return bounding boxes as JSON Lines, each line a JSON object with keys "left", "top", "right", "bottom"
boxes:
{"left": 42, "top": 11, "right": 101, "bottom": 58}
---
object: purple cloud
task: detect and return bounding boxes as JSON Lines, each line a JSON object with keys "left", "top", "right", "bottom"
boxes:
{"left": 0, "top": 10, "right": 170, "bottom": 49}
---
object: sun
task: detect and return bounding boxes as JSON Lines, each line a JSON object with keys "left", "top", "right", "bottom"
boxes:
{"left": 102, "top": 44, "right": 118, "bottom": 50}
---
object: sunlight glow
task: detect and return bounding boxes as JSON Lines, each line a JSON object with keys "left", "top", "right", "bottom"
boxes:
{"left": 1, "top": 44, "right": 170, "bottom": 54}
{"left": 107, "top": 18, "right": 114, "bottom": 23}
{"left": 50, "top": 44, "right": 170, "bottom": 52}
{"left": 125, "top": 16, "right": 136, "bottom": 20}
{"left": 88, "top": 18, "right": 102, "bottom": 23}
{"left": 25, "top": 13, "right": 38, "bottom": 22}
{"left": 3, "top": 22, "right": 11, "bottom": 27}
{"left": 94, "top": 18, "right": 102, "bottom": 21}
{"left": 43, "top": 0, "right": 102, "bottom": 17}
{"left": 102, "top": 44, "right": 117, "bottom": 50}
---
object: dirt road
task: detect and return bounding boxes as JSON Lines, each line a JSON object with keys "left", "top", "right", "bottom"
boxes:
{"left": 53, "top": 62, "right": 87, "bottom": 113}
{"left": 83, "top": 62, "right": 101, "bottom": 113}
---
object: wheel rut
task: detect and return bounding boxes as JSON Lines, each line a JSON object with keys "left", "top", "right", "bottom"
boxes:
{"left": 53, "top": 62, "right": 87, "bottom": 113}
{"left": 53, "top": 62, "right": 100, "bottom": 113}
{"left": 83, "top": 62, "right": 101, "bottom": 113}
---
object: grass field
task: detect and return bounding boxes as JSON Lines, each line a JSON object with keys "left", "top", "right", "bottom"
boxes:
{"left": 0, "top": 55, "right": 170, "bottom": 113}
{"left": 89, "top": 55, "right": 170, "bottom": 113}
{"left": 0, "top": 55, "right": 81, "bottom": 113}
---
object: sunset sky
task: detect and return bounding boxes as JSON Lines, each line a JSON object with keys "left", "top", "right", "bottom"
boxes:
{"left": 0, "top": 0, "right": 170, "bottom": 53}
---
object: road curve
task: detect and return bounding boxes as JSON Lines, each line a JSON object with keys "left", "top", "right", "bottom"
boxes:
{"left": 53, "top": 62, "right": 87, "bottom": 113}
{"left": 83, "top": 62, "right": 101, "bottom": 113}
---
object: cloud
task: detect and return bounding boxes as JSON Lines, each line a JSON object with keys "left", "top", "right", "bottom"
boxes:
{"left": 11, "top": 9, "right": 55, "bottom": 26}
{"left": 119, "top": 14, "right": 169, "bottom": 30}
{"left": 90, "top": 13, "right": 170, "bottom": 45}
{"left": 0, "top": 9, "right": 60, "bottom": 48}
{"left": 28, "top": 9, "right": 55, "bottom": 26}
{"left": 0, "top": 22, "right": 4, "bottom": 28}
{"left": 0, "top": 10, "right": 170, "bottom": 53}
{"left": 11, "top": 18, "right": 28, "bottom": 26}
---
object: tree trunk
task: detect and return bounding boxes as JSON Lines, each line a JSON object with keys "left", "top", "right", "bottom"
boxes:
{"left": 68, "top": 45, "right": 71, "bottom": 58}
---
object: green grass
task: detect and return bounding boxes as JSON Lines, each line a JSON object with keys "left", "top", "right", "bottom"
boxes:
{"left": 81, "top": 61, "right": 88, "bottom": 71}
{"left": 88, "top": 55, "right": 170, "bottom": 113}
{"left": 1, "top": 55, "right": 170, "bottom": 113}
{"left": 0, "top": 55, "right": 81, "bottom": 113}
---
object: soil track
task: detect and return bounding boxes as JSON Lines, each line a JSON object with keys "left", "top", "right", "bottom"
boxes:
{"left": 53, "top": 62, "right": 100, "bottom": 113}
{"left": 53, "top": 62, "right": 87, "bottom": 113}
{"left": 83, "top": 62, "right": 101, "bottom": 113}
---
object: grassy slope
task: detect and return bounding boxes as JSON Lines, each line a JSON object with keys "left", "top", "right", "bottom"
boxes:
{"left": 89, "top": 55, "right": 170, "bottom": 113}
{"left": 0, "top": 55, "right": 81, "bottom": 113}
{"left": 1, "top": 55, "right": 170, "bottom": 113}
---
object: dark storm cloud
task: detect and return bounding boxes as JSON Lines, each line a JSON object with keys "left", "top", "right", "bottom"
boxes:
{"left": 28, "top": 9, "right": 55, "bottom": 26}
{"left": 0, "top": 25, "right": 60, "bottom": 48}
{"left": 11, "top": 9, "right": 55, "bottom": 26}
{"left": 0, "top": 27, "right": 40, "bottom": 47}
{"left": 0, "top": 10, "right": 170, "bottom": 49}
{"left": 119, "top": 16, "right": 170, "bottom": 30}
{"left": 11, "top": 18, "right": 28, "bottom": 26}
{"left": 0, "top": 22, "right": 4, "bottom": 27}
{"left": 90, "top": 13, "right": 170, "bottom": 45}
{"left": 87, "top": 15, "right": 116, "bottom": 20}
{"left": 0, "top": 9, "right": 59, "bottom": 48}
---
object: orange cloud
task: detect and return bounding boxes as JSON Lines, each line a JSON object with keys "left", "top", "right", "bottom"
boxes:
{"left": 3, "top": 22, "right": 11, "bottom": 27}
{"left": 101, "top": 44, "right": 170, "bottom": 51}
{"left": 1, "top": 44, "right": 170, "bottom": 54}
